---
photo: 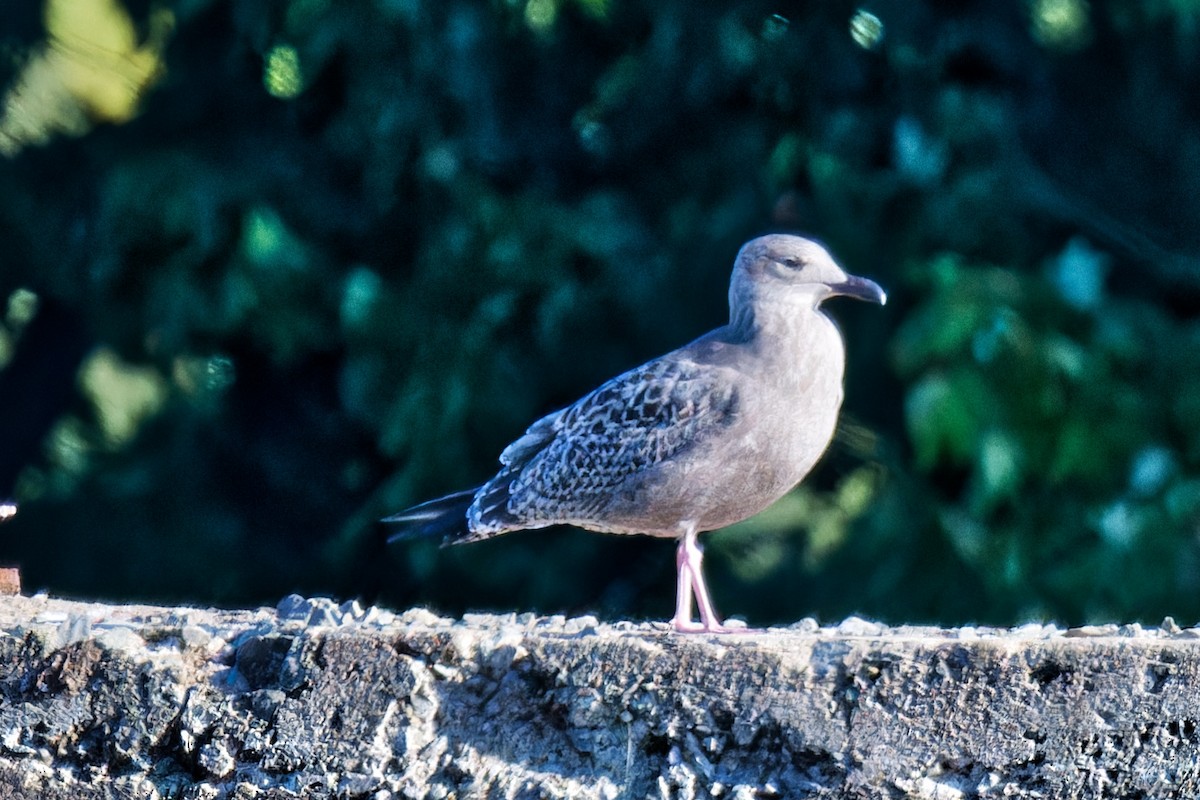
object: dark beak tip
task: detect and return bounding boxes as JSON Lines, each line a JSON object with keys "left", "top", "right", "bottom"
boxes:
{"left": 837, "top": 276, "right": 887, "bottom": 305}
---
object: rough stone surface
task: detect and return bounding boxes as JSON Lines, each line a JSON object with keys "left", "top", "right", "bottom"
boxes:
{"left": 0, "top": 595, "right": 1198, "bottom": 798}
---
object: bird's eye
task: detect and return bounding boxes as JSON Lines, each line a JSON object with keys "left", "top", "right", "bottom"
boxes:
{"left": 780, "top": 257, "right": 802, "bottom": 269}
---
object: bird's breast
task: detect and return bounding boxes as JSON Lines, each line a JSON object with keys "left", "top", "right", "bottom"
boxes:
{"left": 743, "top": 339, "right": 844, "bottom": 479}
{"left": 680, "top": 314, "right": 848, "bottom": 531}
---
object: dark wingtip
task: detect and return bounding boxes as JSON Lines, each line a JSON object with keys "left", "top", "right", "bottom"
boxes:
{"left": 383, "top": 488, "right": 477, "bottom": 544}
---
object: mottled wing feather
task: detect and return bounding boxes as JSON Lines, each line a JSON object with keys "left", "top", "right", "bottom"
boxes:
{"left": 497, "top": 410, "right": 563, "bottom": 466}
{"left": 467, "top": 358, "right": 739, "bottom": 536}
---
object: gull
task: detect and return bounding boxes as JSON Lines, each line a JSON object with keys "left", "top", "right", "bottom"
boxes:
{"left": 386, "top": 234, "right": 886, "bottom": 633}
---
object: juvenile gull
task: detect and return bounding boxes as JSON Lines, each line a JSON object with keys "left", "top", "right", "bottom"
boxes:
{"left": 386, "top": 234, "right": 886, "bottom": 633}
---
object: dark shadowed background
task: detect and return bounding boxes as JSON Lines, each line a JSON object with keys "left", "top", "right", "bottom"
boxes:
{"left": 2, "top": 0, "right": 1200, "bottom": 626}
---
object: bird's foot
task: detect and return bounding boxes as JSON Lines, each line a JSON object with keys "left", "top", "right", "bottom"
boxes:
{"left": 670, "top": 616, "right": 753, "bottom": 634}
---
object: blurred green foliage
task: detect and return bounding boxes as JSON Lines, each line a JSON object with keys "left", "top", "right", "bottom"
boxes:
{"left": 895, "top": 249, "right": 1200, "bottom": 621}
{"left": 2, "top": 0, "right": 1200, "bottom": 626}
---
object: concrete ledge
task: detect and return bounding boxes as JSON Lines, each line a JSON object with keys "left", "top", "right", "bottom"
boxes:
{"left": 0, "top": 594, "right": 1198, "bottom": 798}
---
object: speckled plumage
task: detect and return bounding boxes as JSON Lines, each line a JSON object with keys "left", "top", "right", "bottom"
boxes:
{"left": 386, "top": 234, "right": 886, "bottom": 632}
{"left": 465, "top": 357, "right": 740, "bottom": 539}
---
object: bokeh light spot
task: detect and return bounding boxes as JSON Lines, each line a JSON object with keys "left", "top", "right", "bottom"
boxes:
{"left": 204, "top": 355, "right": 236, "bottom": 393}
{"left": 0, "top": 0, "right": 171, "bottom": 156}
{"left": 1098, "top": 500, "right": 1139, "bottom": 549}
{"left": 850, "top": 9, "right": 884, "bottom": 49}
{"left": 47, "top": 417, "right": 89, "bottom": 478}
{"left": 342, "top": 267, "right": 383, "bottom": 330}
{"left": 525, "top": 0, "right": 558, "bottom": 33}
{"left": 173, "top": 354, "right": 236, "bottom": 399}
{"left": 1048, "top": 237, "right": 1109, "bottom": 310}
{"left": 80, "top": 347, "right": 168, "bottom": 447}
{"left": 43, "top": 0, "right": 172, "bottom": 121}
{"left": 1, "top": 288, "right": 40, "bottom": 369}
{"left": 1031, "top": 0, "right": 1091, "bottom": 50}
{"left": 1129, "top": 445, "right": 1175, "bottom": 498}
{"left": 244, "top": 207, "right": 285, "bottom": 263}
{"left": 241, "top": 206, "right": 308, "bottom": 272}
{"left": 265, "top": 44, "right": 304, "bottom": 99}
{"left": 6, "top": 288, "right": 40, "bottom": 329}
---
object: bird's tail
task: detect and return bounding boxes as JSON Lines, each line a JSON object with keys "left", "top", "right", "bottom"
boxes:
{"left": 383, "top": 488, "right": 477, "bottom": 545}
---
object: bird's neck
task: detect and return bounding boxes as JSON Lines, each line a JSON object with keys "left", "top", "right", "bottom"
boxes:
{"left": 728, "top": 294, "right": 830, "bottom": 348}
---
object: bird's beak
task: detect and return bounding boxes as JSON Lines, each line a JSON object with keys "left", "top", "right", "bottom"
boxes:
{"left": 831, "top": 274, "right": 887, "bottom": 305}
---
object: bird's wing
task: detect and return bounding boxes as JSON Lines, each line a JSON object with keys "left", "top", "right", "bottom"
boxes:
{"left": 467, "top": 356, "right": 740, "bottom": 535}
{"left": 497, "top": 408, "right": 563, "bottom": 467}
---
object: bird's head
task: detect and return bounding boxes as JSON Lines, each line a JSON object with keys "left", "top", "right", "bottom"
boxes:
{"left": 730, "top": 234, "right": 887, "bottom": 311}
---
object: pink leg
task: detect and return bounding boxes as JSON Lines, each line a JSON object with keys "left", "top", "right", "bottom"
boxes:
{"left": 670, "top": 525, "right": 732, "bottom": 633}
{"left": 673, "top": 538, "right": 696, "bottom": 629}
